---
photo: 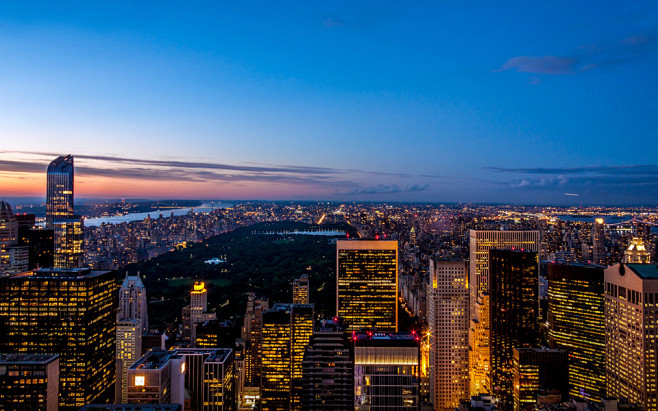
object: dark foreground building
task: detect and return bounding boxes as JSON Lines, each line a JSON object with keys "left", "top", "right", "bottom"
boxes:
{"left": 0, "top": 353, "right": 60, "bottom": 411}
{"left": 0, "top": 268, "right": 116, "bottom": 409}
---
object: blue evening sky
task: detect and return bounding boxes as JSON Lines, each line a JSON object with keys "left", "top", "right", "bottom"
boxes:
{"left": 1, "top": 1, "right": 657, "bottom": 204}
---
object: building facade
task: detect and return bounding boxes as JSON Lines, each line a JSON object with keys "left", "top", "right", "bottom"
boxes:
{"left": 292, "top": 273, "right": 310, "bottom": 304}
{"left": 468, "top": 230, "right": 541, "bottom": 395}
{"left": 127, "top": 350, "right": 185, "bottom": 406}
{"left": 0, "top": 354, "right": 59, "bottom": 411}
{"left": 46, "top": 154, "right": 74, "bottom": 229}
{"left": 605, "top": 263, "right": 658, "bottom": 410}
{"left": 336, "top": 239, "right": 398, "bottom": 332}
{"left": 512, "top": 347, "right": 569, "bottom": 411}
{"left": 173, "top": 348, "right": 235, "bottom": 411}
{"left": 427, "top": 259, "right": 469, "bottom": 410}
{"left": 0, "top": 268, "right": 116, "bottom": 408}
{"left": 547, "top": 263, "right": 605, "bottom": 401}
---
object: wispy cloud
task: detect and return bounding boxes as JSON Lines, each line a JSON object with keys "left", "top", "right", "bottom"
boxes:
{"left": 323, "top": 18, "right": 344, "bottom": 29}
{"left": 499, "top": 32, "right": 657, "bottom": 76}
{"left": 337, "top": 184, "right": 429, "bottom": 195}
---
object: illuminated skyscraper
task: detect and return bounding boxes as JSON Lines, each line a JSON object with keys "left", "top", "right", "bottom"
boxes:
{"left": 547, "top": 263, "right": 605, "bottom": 401}
{"left": 173, "top": 348, "right": 236, "bottom": 411}
{"left": 292, "top": 273, "right": 310, "bottom": 304}
{"left": 427, "top": 259, "right": 469, "bottom": 410}
{"left": 127, "top": 349, "right": 185, "bottom": 406}
{"left": 336, "top": 239, "right": 398, "bottom": 332}
{"left": 0, "top": 201, "right": 28, "bottom": 276}
{"left": 183, "top": 281, "right": 217, "bottom": 344}
{"left": 0, "top": 268, "right": 116, "bottom": 409}
{"left": 116, "top": 318, "right": 143, "bottom": 403}
{"left": 0, "top": 354, "right": 59, "bottom": 411}
{"left": 623, "top": 237, "right": 650, "bottom": 264}
{"left": 119, "top": 272, "right": 149, "bottom": 334}
{"left": 46, "top": 155, "right": 74, "bottom": 229}
{"left": 592, "top": 218, "right": 606, "bottom": 265}
{"left": 53, "top": 215, "right": 84, "bottom": 268}
{"left": 468, "top": 230, "right": 540, "bottom": 395}
{"left": 241, "top": 292, "right": 269, "bottom": 388}
{"left": 353, "top": 331, "right": 420, "bottom": 409}
{"left": 489, "top": 249, "right": 539, "bottom": 406}
{"left": 605, "top": 263, "right": 658, "bottom": 410}
{"left": 260, "top": 303, "right": 314, "bottom": 411}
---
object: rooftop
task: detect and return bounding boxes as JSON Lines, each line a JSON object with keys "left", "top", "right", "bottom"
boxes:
{"left": 129, "top": 350, "right": 180, "bottom": 370}
{"left": 0, "top": 353, "right": 59, "bottom": 365}
{"left": 80, "top": 406, "right": 181, "bottom": 411}
{"left": 7, "top": 267, "right": 111, "bottom": 280}
{"left": 627, "top": 264, "right": 658, "bottom": 280}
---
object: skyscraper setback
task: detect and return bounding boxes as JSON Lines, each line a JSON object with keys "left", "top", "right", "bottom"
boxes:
{"left": 336, "top": 239, "right": 398, "bottom": 332}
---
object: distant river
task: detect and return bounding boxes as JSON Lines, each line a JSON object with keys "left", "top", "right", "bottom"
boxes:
{"left": 84, "top": 202, "right": 233, "bottom": 227}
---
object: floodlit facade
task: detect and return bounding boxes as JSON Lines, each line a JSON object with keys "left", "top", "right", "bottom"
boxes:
{"left": 0, "top": 268, "right": 116, "bottom": 409}
{"left": 489, "top": 249, "right": 539, "bottom": 406}
{"left": 547, "top": 263, "right": 605, "bottom": 401}
{"left": 468, "top": 230, "right": 541, "bottom": 395}
{"left": 183, "top": 281, "right": 217, "bottom": 344}
{"left": 623, "top": 237, "right": 651, "bottom": 264}
{"left": 0, "top": 354, "right": 59, "bottom": 411}
{"left": 605, "top": 263, "right": 658, "bottom": 411}
{"left": 353, "top": 331, "right": 420, "bottom": 410}
{"left": 427, "top": 259, "right": 469, "bottom": 410}
{"left": 336, "top": 239, "right": 398, "bottom": 332}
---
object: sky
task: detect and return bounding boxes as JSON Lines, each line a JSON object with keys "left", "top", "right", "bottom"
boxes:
{"left": 1, "top": 1, "right": 657, "bottom": 205}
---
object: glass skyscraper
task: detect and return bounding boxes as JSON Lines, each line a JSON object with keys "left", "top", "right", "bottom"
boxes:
{"left": 46, "top": 155, "right": 74, "bottom": 230}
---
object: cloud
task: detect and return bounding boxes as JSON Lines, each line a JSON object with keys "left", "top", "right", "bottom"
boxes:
{"left": 337, "top": 184, "right": 429, "bottom": 195}
{"left": 323, "top": 18, "right": 344, "bottom": 28}
{"left": 499, "top": 31, "right": 657, "bottom": 76}
{"left": 486, "top": 164, "right": 658, "bottom": 175}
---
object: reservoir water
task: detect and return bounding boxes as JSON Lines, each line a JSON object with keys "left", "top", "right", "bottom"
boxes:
{"left": 84, "top": 202, "right": 233, "bottom": 227}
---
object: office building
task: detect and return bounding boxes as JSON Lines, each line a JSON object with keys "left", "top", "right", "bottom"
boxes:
{"left": 119, "top": 272, "right": 149, "bottom": 334}
{"left": 116, "top": 318, "right": 143, "bottom": 403}
{"left": 301, "top": 318, "right": 354, "bottom": 410}
{"left": 240, "top": 292, "right": 268, "bottom": 404}
{"left": 0, "top": 200, "right": 28, "bottom": 276}
{"left": 21, "top": 227, "right": 55, "bottom": 270}
{"left": 0, "top": 354, "right": 59, "bottom": 411}
{"left": 427, "top": 259, "right": 469, "bottom": 410}
{"left": 468, "top": 230, "right": 540, "bottom": 395}
{"left": 292, "top": 273, "right": 310, "bottom": 304}
{"left": 174, "top": 348, "right": 235, "bottom": 411}
{"left": 623, "top": 237, "right": 650, "bottom": 264}
{"left": 46, "top": 154, "right": 74, "bottom": 229}
{"left": 592, "top": 219, "right": 606, "bottom": 265}
{"left": 547, "top": 263, "right": 605, "bottom": 401}
{"left": 195, "top": 319, "right": 233, "bottom": 348}
{"left": 53, "top": 215, "right": 84, "bottom": 268}
{"left": 182, "top": 282, "right": 217, "bottom": 344}
{"left": 605, "top": 263, "right": 658, "bottom": 410}
{"left": 489, "top": 249, "right": 539, "bottom": 406}
{"left": 512, "top": 347, "right": 569, "bottom": 411}
{"left": 353, "top": 331, "right": 420, "bottom": 410}
{"left": 127, "top": 349, "right": 185, "bottom": 406}
{"left": 336, "top": 239, "right": 398, "bottom": 332}
{"left": 0, "top": 268, "right": 116, "bottom": 408}
{"left": 261, "top": 303, "right": 314, "bottom": 411}
{"left": 80, "top": 405, "right": 181, "bottom": 411}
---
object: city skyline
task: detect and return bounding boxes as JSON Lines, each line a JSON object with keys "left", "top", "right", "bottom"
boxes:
{"left": 1, "top": 2, "right": 657, "bottom": 205}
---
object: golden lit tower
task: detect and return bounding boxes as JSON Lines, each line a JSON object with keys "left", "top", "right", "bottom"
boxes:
{"left": 0, "top": 268, "right": 116, "bottom": 409}
{"left": 336, "top": 239, "right": 398, "bottom": 332}
{"left": 260, "top": 303, "right": 314, "bottom": 411}
{"left": 592, "top": 218, "right": 606, "bottom": 265}
{"left": 427, "top": 259, "right": 469, "bottom": 410}
{"left": 292, "top": 273, "right": 309, "bottom": 304}
{"left": 623, "top": 237, "right": 650, "bottom": 264}
{"left": 468, "top": 230, "right": 540, "bottom": 395}
{"left": 547, "top": 263, "right": 605, "bottom": 401}
{"left": 605, "top": 263, "right": 658, "bottom": 410}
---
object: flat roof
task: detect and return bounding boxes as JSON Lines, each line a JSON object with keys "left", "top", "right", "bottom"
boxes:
{"left": 0, "top": 353, "right": 59, "bottom": 365}
{"left": 130, "top": 350, "right": 180, "bottom": 370}
{"left": 7, "top": 268, "right": 111, "bottom": 280}
{"left": 627, "top": 264, "right": 658, "bottom": 280}
{"left": 80, "top": 406, "right": 181, "bottom": 411}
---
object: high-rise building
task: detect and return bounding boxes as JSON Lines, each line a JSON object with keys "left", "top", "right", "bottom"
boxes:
{"left": 512, "top": 347, "right": 569, "bottom": 411}
{"left": 623, "top": 237, "right": 651, "bottom": 264}
{"left": 0, "top": 201, "right": 28, "bottom": 276}
{"left": 301, "top": 318, "right": 354, "bottom": 410}
{"left": 21, "top": 227, "right": 55, "bottom": 270}
{"left": 119, "top": 272, "right": 149, "bottom": 334}
{"left": 182, "top": 282, "right": 217, "bottom": 344}
{"left": 260, "top": 303, "right": 314, "bottom": 411}
{"left": 0, "top": 354, "right": 59, "bottom": 411}
{"left": 292, "top": 273, "right": 310, "bottom": 304}
{"left": 353, "top": 331, "right": 420, "bottom": 410}
{"left": 592, "top": 218, "right": 606, "bottom": 265}
{"left": 336, "top": 239, "right": 398, "bottom": 332}
{"left": 489, "top": 249, "right": 539, "bottom": 406}
{"left": 46, "top": 155, "right": 84, "bottom": 268}
{"left": 46, "top": 154, "right": 74, "bottom": 229}
{"left": 241, "top": 292, "right": 269, "bottom": 389}
{"left": 605, "top": 263, "right": 658, "bottom": 410}
{"left": 116, "top": 319, "right": 143, "bottom": 403}
{"left": 427, "top": 259, "right": 469, "bottom": 410}
{"left": 468, "top": 230, "right": 540, "bottom": 395}
{"left": 195, "top": 319, "right": 233, "bottom": 348}
{"left": 173, "top": 348, "right": 236, "bottom": 411}
{"left": 547, "top": 263, "right": 605, "bottom": 401}
{"left": 0, "top": 268, "right": 116, "bottom": 408}
{"left": 127, "top": 349, "right": 185, "bottom": 406}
